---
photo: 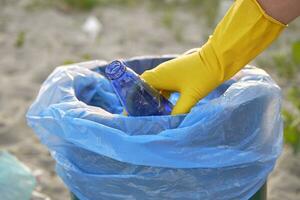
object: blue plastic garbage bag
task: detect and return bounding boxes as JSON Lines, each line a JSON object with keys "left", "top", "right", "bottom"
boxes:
{"left": 27, "top": 56, "right": 283, "bottom": 200}
{"left": 0, "top": 151, "right": 36, "bottom": 200}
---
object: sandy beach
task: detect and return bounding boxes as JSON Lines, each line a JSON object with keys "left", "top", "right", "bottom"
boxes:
{"left": 0, "top": 0, "right": 299, "bottom": 199}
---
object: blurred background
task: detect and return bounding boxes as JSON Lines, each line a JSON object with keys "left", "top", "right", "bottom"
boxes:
{"left": 0, "top": 0, "right": 299, "bottom": 199}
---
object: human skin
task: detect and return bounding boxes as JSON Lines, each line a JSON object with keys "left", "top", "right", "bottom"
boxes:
{"left": 257, "top": 0, "right": 300, "bottom": 24}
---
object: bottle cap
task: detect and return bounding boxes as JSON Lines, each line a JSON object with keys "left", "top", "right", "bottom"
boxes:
{"left": 105, "top": 60, "right": 127, "bottom": 80}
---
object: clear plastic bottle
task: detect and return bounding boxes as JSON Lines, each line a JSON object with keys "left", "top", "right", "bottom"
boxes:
{"left": 105, "top": 60, "right": 173, "bottom": 116}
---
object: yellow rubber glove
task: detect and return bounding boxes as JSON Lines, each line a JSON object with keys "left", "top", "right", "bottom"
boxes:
{"left": 141, "top": 0, "right": 286, "bottom": 115}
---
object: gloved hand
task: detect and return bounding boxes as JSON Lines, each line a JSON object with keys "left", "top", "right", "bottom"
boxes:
{"left": 141, "top": 0, "right": 286, "bottom": 115}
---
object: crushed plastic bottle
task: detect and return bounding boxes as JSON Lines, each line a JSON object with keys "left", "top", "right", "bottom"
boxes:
{"left": 105, "top": 60, "right": 173, "bottom": 116}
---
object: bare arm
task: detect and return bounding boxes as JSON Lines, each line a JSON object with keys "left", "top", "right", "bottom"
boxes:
{"left": 257, "top": 0, "right": 300, "bottom": 24}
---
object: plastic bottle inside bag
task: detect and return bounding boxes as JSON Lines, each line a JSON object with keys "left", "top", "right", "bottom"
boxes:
{"left": 105, "top": 60, "right": 173, "bottom": 116}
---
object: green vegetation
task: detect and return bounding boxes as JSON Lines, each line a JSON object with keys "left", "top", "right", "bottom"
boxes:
{"left": 157, "top": 0, "right": 221, "bottom": 42}
{"left": 58, "top": 0, "right": 138, "bottom": 11}
{"left": 82, "top": 53, "right": 92, "bottom": 60}
{"left": 285, "top": 87, "right": 300, "bottom": 151}
{"left": 283, "top": 110, "right": 300, "bottom": 153}
{"left": 162, "top": 8, "right": 174, "bottom": 29}
{"left": 160, "top": 8, "right": 184, "bottom": 43}
{"left": 153, "top": 0, "right": 220, "bottom": 27}
{"left": 272, "top": 54, "right": 296, "bottom": 78}
{"left": 191, "top": 0, "right": 220, "bottom": 27}
{"left": 27, "top": 0, "right": 220, "bottom": 26}
{"left": 63, "top": 59, "right": 76, "bottom": 65}
{"left": 63, "top": 54, "right": 92, "bottom": 65}
{"left": 174, "top": 26, "right": 184, "bottom": 43}
{"left": 15, "top": 31, "right": 26, "bottom": 48}
{"left": 26, "top": 0, "right": 139, "bottom": 11}
{"left": 60, "top": 0, "right": 99, "bottom": 10}
{"left": 258, "top": 39, "right": 300, "bottom": 153}
{"left": 273, "top": 41, "right": 300, "bottom": 153}
{"left": 258, "top": 43, "right": 300, "bottom": 79}
{"left": 292, "top": 40, "right": 300, "bottom": 64}
{"left": 288, "top": 87, "right": 300, "bottom": 110}
{"left": 25, "top": 0, "right": 51, "bottom": 11}
{"left": 258, "top": 40, "right": 300, "bottom": 78}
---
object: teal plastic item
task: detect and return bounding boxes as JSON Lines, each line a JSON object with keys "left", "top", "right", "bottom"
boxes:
{"left": 27, "top": 56, "right": 283, "bottom": 200}
{"left": 0, "top": 151, "right": 36, "bottom": 200}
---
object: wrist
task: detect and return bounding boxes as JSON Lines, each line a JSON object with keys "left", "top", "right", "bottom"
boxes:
{"left": 256, "top": 0, "right": 300, "bottom": 24}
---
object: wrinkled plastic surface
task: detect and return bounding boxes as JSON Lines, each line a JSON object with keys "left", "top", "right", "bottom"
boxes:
{"left": 0, "top": 151, "right": 36, "bottom": 200}
{"left": 27, "top": 56, "right": 283, "bottom": 200}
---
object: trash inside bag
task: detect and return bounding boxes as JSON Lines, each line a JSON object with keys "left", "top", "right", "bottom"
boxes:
{"left": 0, "top": 151, "right": 36, "bottom": 200}
{"left": 27, "top": 56, "right": 283, "bottom": 200}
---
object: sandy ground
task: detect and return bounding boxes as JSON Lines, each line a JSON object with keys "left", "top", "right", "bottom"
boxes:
{"left": 0, "top": 0, "right": 299, "bottom": 199}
